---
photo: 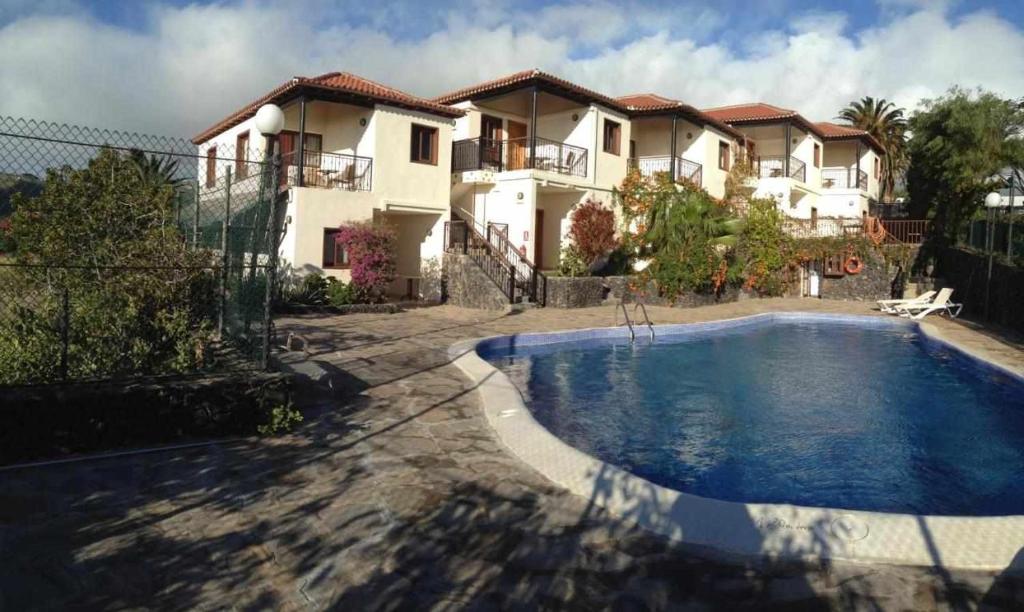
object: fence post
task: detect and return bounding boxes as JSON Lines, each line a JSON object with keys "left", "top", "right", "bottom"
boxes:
{"left": 192, "top": 179, "right": 201, "bottom": 248}
{"left": 59, "top": 285, "right": 69, "bottom": 380}
{"left": 1008, "top": 174, "right": 1016, "bottom": 260}
{"left": 508, "top": 264, "right": 516, "bottom": 304}
{"left": 218, "top": 166, "right": 232, "bottom": 339}
{"left": 262, "top": 153, "right": 282, "bottom": 371}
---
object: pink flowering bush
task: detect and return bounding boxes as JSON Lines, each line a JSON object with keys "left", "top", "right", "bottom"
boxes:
{"left": 335, "top": 221, "right": 397, "bottom": 302}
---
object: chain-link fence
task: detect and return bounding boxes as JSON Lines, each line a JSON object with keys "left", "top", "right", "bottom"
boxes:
{"left": 0, "top": 116, "right": 282, "bottom": 386}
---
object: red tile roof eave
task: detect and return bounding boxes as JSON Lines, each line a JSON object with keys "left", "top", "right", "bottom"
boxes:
{"left": 434, "top": 69, "right": 631, "bottom": 114}
{"left": 191, "top": 77, "right": 463, "bottom": 145}
{"left": 627, "top": 106, "right": 743, "bottom": 140}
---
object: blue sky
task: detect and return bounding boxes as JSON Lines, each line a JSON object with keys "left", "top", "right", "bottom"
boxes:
{"left": 1, "top": 0, "right": 1022, "bottom": 135}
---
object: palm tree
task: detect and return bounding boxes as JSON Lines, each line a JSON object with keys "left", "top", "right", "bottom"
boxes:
{"left": 837, "top": 97, "right": 908, "bottom": 201}
{"left": 127, "top": 149, "right": 186, "bottom": 190}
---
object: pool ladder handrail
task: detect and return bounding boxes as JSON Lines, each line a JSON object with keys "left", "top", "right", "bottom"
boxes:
{"left": 615, "top": 298, "right": 654, "bottom": 342}
{"left": 633, "top": 301, "right": 655, "bottom": 341}
{"left": 615, "top": 299, "right": 635, "bottom": 341}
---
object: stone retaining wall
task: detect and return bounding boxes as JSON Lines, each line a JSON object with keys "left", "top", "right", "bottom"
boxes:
{"left": 544, "top": 276, "right": 606, "bottom": 308}
{"left": 0, "top": 372, "right": 292, "bottom": 465}
{"left": 819, "top": 254, "right": 896, "bottom": 301}
{"left": 443, "top": 253, "right": 510, "bottom": 311}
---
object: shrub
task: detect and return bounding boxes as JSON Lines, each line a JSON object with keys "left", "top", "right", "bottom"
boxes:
{"left": 558, "top": 244, "right": 589, "bottom": 277}
{"left": 257, "top": 403, "right": 304, "bottom": 436}
{"left": 567, "top": 199, "right": 617, "bottom": 269}
{"left": 736, "top": 197, "right": 793, "bottom": 296}
{"left": 335, "top": 221, "right": 397, "bottom": 302}
{"left": 0, "top": 148, "right": 219, "bottom": 384}
{"left": 287, "top": 274, "right": 329, "bottom": 305}
{"left": 326, "top": 278, "right": 356, "bottom": 306}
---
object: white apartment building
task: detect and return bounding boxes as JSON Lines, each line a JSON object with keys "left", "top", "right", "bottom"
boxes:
{"left": 702, "top": 103, "right": 883, "bottom": 224}
{"left": 193, "top": 70, "right": 886, "bottom": 296}
{"left": 191, "top": 72, "right": 462, "bottom": 300}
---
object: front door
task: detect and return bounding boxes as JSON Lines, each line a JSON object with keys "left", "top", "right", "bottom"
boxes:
{"left": 534, "top": 208, "right": 544, "bottom": 266}
{"left": 480, "top": 115, "right": 503, "bottom": 168}
{"left": 507, "top": 120, "right": 528, "bottom": 170}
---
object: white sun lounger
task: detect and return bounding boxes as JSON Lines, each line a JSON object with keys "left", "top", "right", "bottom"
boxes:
{"left": 894, "top": 288, "right": 963, "bottom": 320}
{"left": 877, "top": 290, "right": 937, "bottom": 313}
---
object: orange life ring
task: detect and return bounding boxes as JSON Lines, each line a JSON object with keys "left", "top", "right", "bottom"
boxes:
{"left": 844, "top": 256, "right": 864, "bottom": 275}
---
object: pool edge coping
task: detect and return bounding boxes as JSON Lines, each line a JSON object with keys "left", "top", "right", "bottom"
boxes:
{"left": 449, "top": 311, "right": 1024, "bottom": 572}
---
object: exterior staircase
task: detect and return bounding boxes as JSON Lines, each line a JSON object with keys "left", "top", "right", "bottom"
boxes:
{"left": 444, "top": 209, "right": 547, "bottom": 306}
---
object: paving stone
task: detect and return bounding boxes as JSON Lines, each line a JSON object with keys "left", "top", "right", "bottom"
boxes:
{"left": 0, "top": 301, "right": 1021, "bottom": 610}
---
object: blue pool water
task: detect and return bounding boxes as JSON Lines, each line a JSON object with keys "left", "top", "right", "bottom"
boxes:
{"left": 480, "top": 317, "right": 1024, "bottom": 516}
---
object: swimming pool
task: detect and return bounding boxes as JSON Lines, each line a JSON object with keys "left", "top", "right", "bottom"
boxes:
{"left": 478, "top": 315, "right": 1024, "bottom": 516}
{"left": 453, "top": 313, "right": 1024, "bottom": 568}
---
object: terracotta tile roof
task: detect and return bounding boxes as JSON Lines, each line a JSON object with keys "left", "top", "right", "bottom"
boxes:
{"left": 815, "top": 122, "right": 885, "bottom": 152}
{"left": 615, "top": 93, "right": 743, "bottom": 138}
{"left": 615, "top": 93, "right": 682, "bottom": 109}
{"left": 433, "top": 69, "right": 627, "bottom": 111}
{"left": 702, "top": 102, "right": 827, "bottom": 138}
{"left": 192, "top": 72, "right": 463, "bottom": 144}
{"left": 702, "top": 102, "right": 801, "bottom": 123}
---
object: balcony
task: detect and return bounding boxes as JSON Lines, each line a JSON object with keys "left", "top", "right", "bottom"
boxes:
{"left": 452, "top": 137, "right": 587, "bottom": 178}
{"left": 755, "top": 156, "right": 806, "bottom": 183}
{"left": 282, "top": 149, "right": 372, "bottom": 192}
{"left": 822, "top": 167, "right": 868, "bottom": 190}
{"left": 628, "top": 156, "right": 702, "bottom": 187}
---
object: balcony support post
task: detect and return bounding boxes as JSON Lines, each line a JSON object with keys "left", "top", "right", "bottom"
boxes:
{"left": 297, "top": 96, "right": 307, "bottom": 187}
{"left": 784, "top": 122, "right": 792, "bottom": 178}
{"left": 855, "top": 141, "right": 862, "bottom": 191}
{"left": 529, "top": 86, "right": 538, "bottom": 170}
{"left": 669, "top": 115, "right": 678, "bottom": 183}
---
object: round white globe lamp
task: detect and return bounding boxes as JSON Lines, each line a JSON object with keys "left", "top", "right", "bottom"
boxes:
{"left": 254, "top": 104, "right": 285, "bottom": 136}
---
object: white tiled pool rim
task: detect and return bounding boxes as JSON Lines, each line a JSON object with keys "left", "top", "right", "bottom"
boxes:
{"left": 450, "top": 312, "right": 1024, "bottom": 571}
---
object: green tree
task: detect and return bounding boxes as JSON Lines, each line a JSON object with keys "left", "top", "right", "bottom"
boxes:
{"left": 0, "top": 148, "right": 217, "bottom": 383}
{"left": 619, "top": 172, "right": 742, "bottom": 296}
{"left": 837, "top": 96, "right": 908, "bottom": 201}
{"left": 905, "top": 88, "right": 1024, "bottom": 238}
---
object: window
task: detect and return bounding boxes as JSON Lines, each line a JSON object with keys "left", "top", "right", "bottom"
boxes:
{"left": 411, "top": 124, "right": 438, "bottom": 165}
{"left": 874, "top": 156, "right": 880, "bottom": 179}
{"left": 718, "top": 141, "right": 730, "bottom": 171}
{"left": 205, "top": 146, "right": 217, "bottom": 188}
{"left": 602, "top": 119, "right": 621, "bottom": 155}
{"left": 813, "top": 143, "right": 821, "bottom": 168}
{"left": 235, "top": 133, "right": 249, "bottom": 178}
{"left": 303, "top": 133, "right": 323, "bottom": 168}
{"left": 322, "top": 229, "right": 350, "bottom": 268}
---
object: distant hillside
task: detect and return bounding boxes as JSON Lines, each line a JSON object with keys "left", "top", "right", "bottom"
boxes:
{"left": 0, "top": 173, "right": 42, "bottom": 217}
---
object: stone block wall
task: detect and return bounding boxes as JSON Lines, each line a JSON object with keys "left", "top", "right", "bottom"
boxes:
{"left": 544, "top": 276, "right": 606, "bottom": 308}
{"left": 818, "top": 254, "right": 898, "bottom": 301}
{"left": 443, "top": 253, "right": 510, "bottom": 311}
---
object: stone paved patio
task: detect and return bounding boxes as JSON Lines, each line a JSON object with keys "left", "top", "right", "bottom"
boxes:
{"left": 2, "top": 299, "right": 1024, "bottom": 610}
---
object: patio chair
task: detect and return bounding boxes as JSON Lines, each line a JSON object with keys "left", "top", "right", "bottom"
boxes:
{"left": 332, "top": 163, "right": 368, "bottom": 191}
{"left": 557, "top": 151, "right": 576, "bottom": 175}
{"left": 894, "top": 288, "right": 963, "bottom": 320}
{"left": 876, "top": 290, "right": 937, "bottom": 314}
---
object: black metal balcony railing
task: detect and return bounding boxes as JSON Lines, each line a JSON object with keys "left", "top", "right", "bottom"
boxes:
{"left": 821, "top": 167, "right": 869, "bottom": 190}
{"left": 755, "top": 156, "right": 806, "bottom": 183}
{"left": 628, "top": 156, "right": 703, "bottom": 186}
{"left": 281, "top": 149, "right": 372, "bottom": 191}
{"left": 452, "top": 136, "right": 588, "bottom": 178}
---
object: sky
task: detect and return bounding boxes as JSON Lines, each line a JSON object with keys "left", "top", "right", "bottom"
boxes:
{"left": 1, "top": 0, "right": 1022, "bottom": 138}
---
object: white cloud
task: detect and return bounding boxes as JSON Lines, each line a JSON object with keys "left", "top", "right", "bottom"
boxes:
{"left": 0, "top": 0, "right": 1021, "bottom": 137}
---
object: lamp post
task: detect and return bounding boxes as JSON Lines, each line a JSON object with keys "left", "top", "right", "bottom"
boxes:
{"left": 254, "top": 104, "right": 284, "bottom": 370}
{"left": 983, "top": 191, "right": 1002, "bottom": 320}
